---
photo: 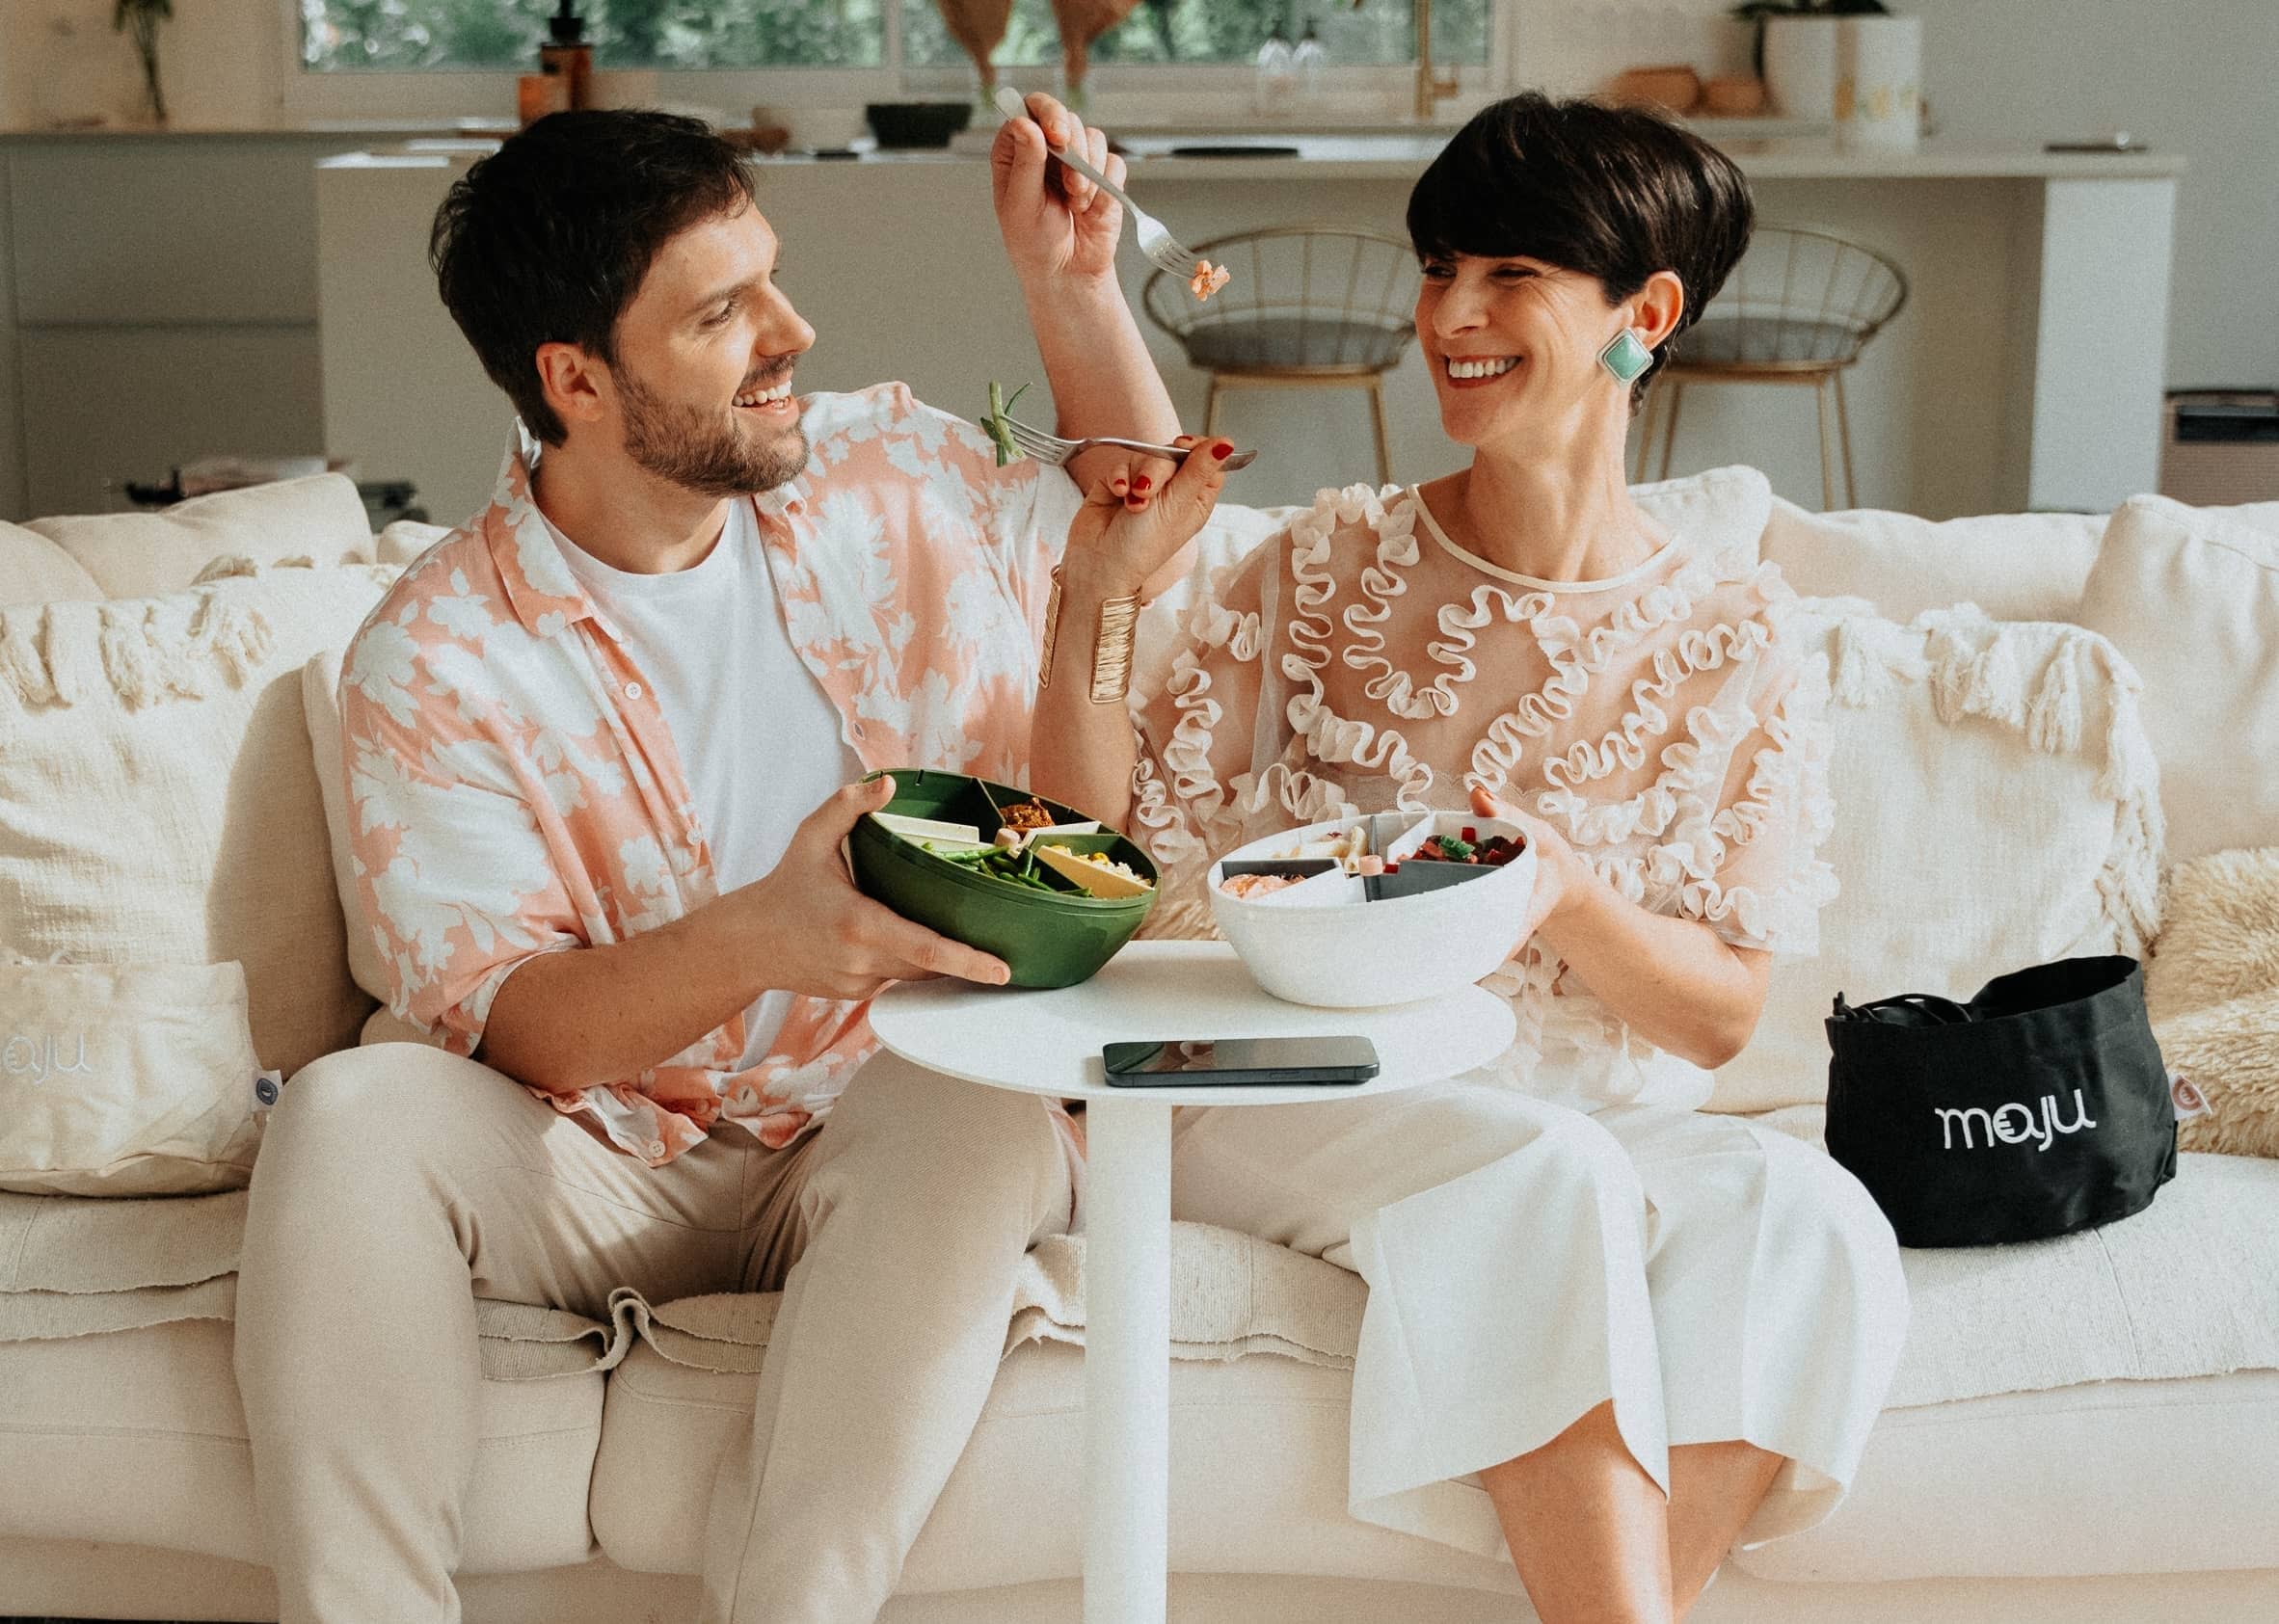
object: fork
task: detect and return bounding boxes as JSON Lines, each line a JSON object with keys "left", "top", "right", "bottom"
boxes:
{"left": 993, "top": 86, "right": 1202, "bottom": 281}
{"left": 1000, "top": 413, "right": 1257, "bottom": 473}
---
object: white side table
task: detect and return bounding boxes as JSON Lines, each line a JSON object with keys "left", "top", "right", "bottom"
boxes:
{"left": 870, "top": 940, "right": 1516, "bottom": 1624}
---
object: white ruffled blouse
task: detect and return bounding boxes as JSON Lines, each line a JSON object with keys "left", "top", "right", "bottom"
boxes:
{"left": 1132, "top": 484, "right": 1838, "bottom": 1112}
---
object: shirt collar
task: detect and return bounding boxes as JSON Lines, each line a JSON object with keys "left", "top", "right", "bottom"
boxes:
{"left": 754, "top": 465, "right": 809, "bottom": 521}
{"left": 480, "top": 421, "right": 816, "bottom": 637}
{"left": 481, "top": 424, "right": 603, "bottom": 639}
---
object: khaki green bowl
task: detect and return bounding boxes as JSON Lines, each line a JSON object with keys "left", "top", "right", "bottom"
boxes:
{"left": 847, "top": 769, "right": 1159, "bottom": 990}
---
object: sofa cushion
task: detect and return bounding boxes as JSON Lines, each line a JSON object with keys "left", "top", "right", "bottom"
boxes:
{"left": 592, "top": 1155, "right": 2279, "bottom": 1588}
{"left": 2077, "top": 494, "right": 2279, "bottom": 861}
{"left": 1709, "top": 601, "right": 2163, "bottom": 1113}
{"left": 1629, "top": 463, "right": 1774, "bottom": 561}
{"left": 0, "top": 521, "right": 100, "bottom": 606}
{"left": 302, "top": 646, "right": 389, "bottom": 1004}
{"left": 26, "top": 474, "right": 375, "bottom": 599}
{"left": 0, "top": 564, "right": 398, "bottom": 1076}
{"left": 1758, "top": 497, "right": 2103, "bottom": 624}
{"left": 0, "top": 1182, "right": 623, "bottom": 1571}
{"left": 1731, "top": 1369, "right": 2279, "bottom": 1583}
{"left": 593, "top": 1147, "right": 2279, "bottom": 1584}
{"left": 592, "top": 1335, "right": 1525, "bottom": 1598}
{"left": 0, "top": 1315, "right": 606, "bottom": 1574}
{"left": 376, "top": 518, "right": 453, "bottom": 567}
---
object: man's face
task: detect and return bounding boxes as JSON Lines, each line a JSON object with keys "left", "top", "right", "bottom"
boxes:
{"left": 604, "top": 200, "right": 817, "bottom": 496}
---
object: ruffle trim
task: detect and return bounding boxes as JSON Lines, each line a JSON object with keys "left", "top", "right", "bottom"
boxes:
{"left": 1337, "top": 493, "right": 1450, "bottom": 717}
{"left": 1467, "top": 553, "right": 1775, "bottom": 794}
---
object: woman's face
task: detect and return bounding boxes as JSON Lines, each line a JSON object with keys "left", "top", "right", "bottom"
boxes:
{"left": 1414, "top": 252, "right": 1637, "bottom": 453}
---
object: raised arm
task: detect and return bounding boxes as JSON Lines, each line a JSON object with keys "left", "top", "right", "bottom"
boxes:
{"left": 992, "top": 93, "right": 1195, "bottom": 603}
{"left": 1027, "top": 439, "right": 1240, "bottom": 831}
{"left": 992, "top": 93, "right": 1178, "bottom": 475}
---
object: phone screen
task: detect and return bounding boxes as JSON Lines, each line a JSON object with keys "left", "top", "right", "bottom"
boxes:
{"left": 1102, "top": 1036, "right": 1380, "bottom": 1087}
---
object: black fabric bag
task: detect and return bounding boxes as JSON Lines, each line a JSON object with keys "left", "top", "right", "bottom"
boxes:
{"left": 1824, "top": 955, "right": 2177, "bottom": 1248}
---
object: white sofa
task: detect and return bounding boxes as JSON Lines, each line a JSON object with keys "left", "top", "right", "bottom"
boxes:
{"left": 3, "top": 471, "right": 2276, "bottom": 1624}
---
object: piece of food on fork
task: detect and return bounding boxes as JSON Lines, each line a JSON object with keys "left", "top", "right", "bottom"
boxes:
{"left": 1189, "top": 259, "right": 1231, "bottom": 302}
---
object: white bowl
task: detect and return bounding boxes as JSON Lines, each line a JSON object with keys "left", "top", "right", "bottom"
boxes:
{"left": 1208, "top": 812, "right": 1538, "bottom": 1008}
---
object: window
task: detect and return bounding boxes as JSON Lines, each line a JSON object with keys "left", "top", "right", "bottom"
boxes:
{"left": 301, "top": 0, "right": 1488, "bottom": 75}
{"left": 301, "top": 0, "right": 885, "bottom": 72}
{"left": 898, "top": 1, "right": 1489, "bottom": 71}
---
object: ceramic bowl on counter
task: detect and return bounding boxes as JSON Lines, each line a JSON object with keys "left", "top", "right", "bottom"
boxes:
{"left": 863, "top": 100, "right": 974, "bottom": 149}
{"left": 847, "top": 769, "right": 1157, "bottom": 989}
{"left": 1207, "top": 812, "right": 1537, "bottom": 1009}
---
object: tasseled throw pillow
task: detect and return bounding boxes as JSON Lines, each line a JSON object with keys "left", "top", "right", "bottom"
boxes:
{"left": 1707, "top": 601, "right": 2165, "bottom": 1113}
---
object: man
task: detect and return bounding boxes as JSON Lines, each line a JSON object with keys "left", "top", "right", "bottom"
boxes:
{"left": 234, "top": 102, "right": 1185, "bottom": 1623}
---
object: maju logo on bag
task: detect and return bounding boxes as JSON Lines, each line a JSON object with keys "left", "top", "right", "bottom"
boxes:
{"left": 1, "top": 1028, "right": 95, "bottom": 1087}
{"left": 1934, "top": 1090, "right": 2098, "bottom": 1152}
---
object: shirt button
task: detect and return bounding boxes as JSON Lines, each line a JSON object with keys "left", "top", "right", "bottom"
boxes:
{"left": 624, "top": 681, "right": 644, "bottom": 701}
{"left": 648, "top": 1139, "right": 667, "bottom": 1158}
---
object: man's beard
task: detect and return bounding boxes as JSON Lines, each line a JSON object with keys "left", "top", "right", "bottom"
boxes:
{"left": 617, "top": 361, "right": 809, "bottom": 497}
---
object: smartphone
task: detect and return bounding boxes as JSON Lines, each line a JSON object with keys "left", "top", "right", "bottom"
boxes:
{"left": 1101, "top": 1036, "right": 1380, "bottom": 1088}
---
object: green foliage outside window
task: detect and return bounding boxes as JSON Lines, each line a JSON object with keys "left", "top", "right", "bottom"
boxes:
{"left": 302, "top": 0, "right": 885, "bottom": 71}
{"left": 902, "top": 0, "right": 1488, "bottom": 70}
{"left": 301, "top": 0, "right": 1486, "bottom": 72}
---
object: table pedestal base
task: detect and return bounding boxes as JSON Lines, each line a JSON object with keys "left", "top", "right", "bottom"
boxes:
{"left": 1082, "top": 1095, "right": 1172, "bottom": 1624}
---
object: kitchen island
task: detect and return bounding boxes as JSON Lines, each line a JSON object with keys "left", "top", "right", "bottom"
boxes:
{"left": 310, "top": 133, "right": 2180, "bottom": 523}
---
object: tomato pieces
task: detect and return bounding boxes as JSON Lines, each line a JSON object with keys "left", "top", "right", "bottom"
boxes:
{"left": 1410, "top": 832, "right": 1527, "bottom": 866}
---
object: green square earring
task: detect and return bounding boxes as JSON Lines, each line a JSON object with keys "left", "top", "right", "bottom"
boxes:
{"left": 1597, "top": 329, "right": 1652, "bottom": 386}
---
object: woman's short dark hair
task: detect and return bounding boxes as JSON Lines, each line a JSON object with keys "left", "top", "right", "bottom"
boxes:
{"left": 1406, "top": 93, "right": 1754, "bottom": 407}
{"left": 431, "top": 110, "right": 758, "bottom": 445}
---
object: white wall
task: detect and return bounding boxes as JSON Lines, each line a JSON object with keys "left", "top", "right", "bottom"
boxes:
{"left": 1903, "top": 0, "right": 2277, "bottom": 392}
{"left": 5, "top": 0, "right": 281, "bottom": 130}
{"left": 7, "top": 0, "right": 2273, "bottom": 393}
{"left": 1517, "top": 0, "right": 2276, "bottom": 392}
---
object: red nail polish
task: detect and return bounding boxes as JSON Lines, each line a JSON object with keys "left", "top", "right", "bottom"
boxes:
{"left": 1132, "top": 475, "right": 1152, "bottom": 492}
{"left": 1211, "top": 441, "right": 1235, "bottom": 459}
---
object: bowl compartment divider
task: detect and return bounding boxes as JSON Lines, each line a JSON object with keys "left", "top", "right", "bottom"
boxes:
{"left": 1365, "top": 863, "right": 1496, "bottom": 902}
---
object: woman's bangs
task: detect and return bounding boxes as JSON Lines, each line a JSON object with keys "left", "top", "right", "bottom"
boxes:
{"left": 1406, "top": 138, "right": 1560, "bottom": 268}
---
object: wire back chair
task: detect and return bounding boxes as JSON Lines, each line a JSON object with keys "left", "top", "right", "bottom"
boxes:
{"left": 1637, "top": 225, "right": 1910, "bottom": 509}
{"left": 1142, "top": 226, "right": 1422, "bottom": 487}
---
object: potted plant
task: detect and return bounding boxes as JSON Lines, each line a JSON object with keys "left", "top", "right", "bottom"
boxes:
{"left": 113, "top": 0, "right": 171, "bottom": 125}
{"left": 1730, "top": 0, "right": 1887, "bottom": 121}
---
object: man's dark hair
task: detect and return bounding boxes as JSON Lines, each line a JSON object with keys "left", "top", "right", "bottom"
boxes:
{"left": 1406, "top": 93, "right": 1754, "bottom": 408}
{"left": 431, "top": 110, "right": 759, "bottom": 445}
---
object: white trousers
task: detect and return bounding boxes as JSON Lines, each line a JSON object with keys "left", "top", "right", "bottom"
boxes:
{"left": 234, "top": 1044, "right": 1072, "bottom": 1624}
{"left": 1170, "top": 1081, "right": 1910, "bottom": 1561}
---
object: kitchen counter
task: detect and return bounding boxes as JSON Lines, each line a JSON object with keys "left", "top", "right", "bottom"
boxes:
{"left": 0, "top": 119, "right": 519, "bottom": 142}
{"left": 1100, "top": 135, "right": 2186, "bottom": 183}
{"left": 312, "top": 127, "right": 2187, "bottom": 186}
{"left": 315, "top": 135, "right": 2182, "bottom": 525}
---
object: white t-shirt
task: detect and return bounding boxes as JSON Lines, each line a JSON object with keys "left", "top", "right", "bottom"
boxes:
{"left": 553, "top": 497, "right": 861, "bottom": 1067}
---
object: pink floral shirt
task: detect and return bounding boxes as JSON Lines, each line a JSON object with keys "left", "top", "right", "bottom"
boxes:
{"left": 340, "top": 385, "right": 1081, "bottom": 1164}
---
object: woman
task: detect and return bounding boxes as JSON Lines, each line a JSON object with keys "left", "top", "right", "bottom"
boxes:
{"left": 1034, "top": 94, "right": 1909, "bottom": 1621}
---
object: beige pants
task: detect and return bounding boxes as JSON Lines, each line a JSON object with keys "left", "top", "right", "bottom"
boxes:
{"left": 234, "top": 1042, "right": 1072, "bottom": 1624}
